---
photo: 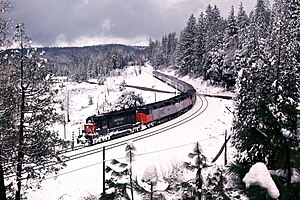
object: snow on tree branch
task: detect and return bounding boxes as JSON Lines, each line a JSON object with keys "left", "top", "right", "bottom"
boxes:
{"left": 243, "top": 162, "right": 279, "bottom": 199}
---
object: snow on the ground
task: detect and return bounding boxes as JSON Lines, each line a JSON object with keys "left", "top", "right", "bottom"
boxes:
{"left": 53, "top": 65, "right": 176, "bottom": 141}
{"left": 243, "top": 162, "right": 280, "bottom": 199}
{"left": 26, "top": 65, "right": 234, "bottom": 200}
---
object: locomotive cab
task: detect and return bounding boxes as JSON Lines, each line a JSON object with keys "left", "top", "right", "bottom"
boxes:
{"left": 136, "top": 106, "right": 152, "bottom": 124}
{"left": 85, "top": 115, "right": 109, "bottom": 136}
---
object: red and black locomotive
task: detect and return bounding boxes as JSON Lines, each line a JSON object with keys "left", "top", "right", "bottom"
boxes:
{"left": 79, "top": 71, "right": 197, "bottom": 145}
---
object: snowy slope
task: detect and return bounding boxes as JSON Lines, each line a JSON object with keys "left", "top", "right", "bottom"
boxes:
{"left": 26, "top": 65, "right": 234, "bottom": 200}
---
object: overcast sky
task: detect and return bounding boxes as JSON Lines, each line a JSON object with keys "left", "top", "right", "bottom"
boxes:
{"left": 5, "top": 0, "right": 267, "bottom": 47}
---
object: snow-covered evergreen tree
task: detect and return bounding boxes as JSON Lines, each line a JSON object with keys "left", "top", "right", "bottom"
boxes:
{"left": 132, "top": 164, "right": 169, "bottom": 200}
{"left": 111, "top": 90, "right": 144, "bottom": 111}
{"left": 232, "top": 10, "right": 274, "bottom": 165}
{"left": 231, "top": 0, "right": 300, "bottom": 198}
{"left": 204, "top": 5, "right": 224, "bottom": 53}
{"left": 204, "top": 166, "right": 229, "bottom": 200}
{"left": 159, "top": 32, "right": 177, "bottom": 68}
{"left": 193, "top": 13, "right": 206, "bottom": 77}
{"left": 183, "top": 142, "right": 209, "bottom": 199}
{"left": 254, "top": 0, "right": 272, "bottom": 39}
{"left": 125, "top": 142, "right": 136, "bottom": 200}
{"left": 236, "top": 2, "right": 249, "bottom": 49}
{"left": 166, "top": 32, "right": 177, "bottom": 67}
{"left": 148, "top": 33, "right": 177, "bottom": 69}
{"left": 152, "top": 40, "right": 164, "bottom": 69}
{"left": 222, "top": 6, "right": 239, "bottom": 88}
{"left": 203, "top": 5, "right": 226, "bottom": 83}
{"left": 103, "top": 159, "right": 130, "bottom": 200}
{"left": 226, "top": 6, "right": 239, "bottom": 38}
{"left": 0, "top": 2, "right": 13, "bottom": 199}
{"left": 0, "top": 23, "right": 66, "bottom": 200}
{"left": 266, "top": 0, "right": 300, "bottom": 198}
{"left": 142, "top": 165, "right": 158, "bottom": 185}
{"left": 176, "top": 14, "right": 197, "bottom": 75}
{"left": 148, "top": 38, "right": 155, "bottom": 62}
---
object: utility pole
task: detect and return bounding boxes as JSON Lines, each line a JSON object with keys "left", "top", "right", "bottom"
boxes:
{"left": 224, "top": 130, "right": 227, "bottom": 166}
{"left": 63, "top": 118, "right": 66, "bottom": 140}
{"left": 67, "top": 90, "right": 70, "bottom": 122}
{"left": 97, "top": 95, "right": 99, "bottom": 114}
{"left": 103, "top": 146, "right": 106, "bottom": 197}
{"left": 71, "top": 132, "right": 74, "bottom": 150}
{"left": 211, "top": 130, "right": 231, "bottom": 164}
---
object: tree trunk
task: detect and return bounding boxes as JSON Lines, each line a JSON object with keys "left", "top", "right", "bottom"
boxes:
{"left": 197, "top": 168, "right": 202, "bottom": 200}
{"left": 15, "top": 89, "right": 25, "bottom": 200}
{"left": 129, "top": 150, "right": 134, "bottom": 200}
{"left": 16, "top": 47, "right": 25, "bottom": 200}
{"left": 0, "top": 164, "right": 7, "bottom": 200}
{"left": 283, "top": 139, "right": 291, "bottom": 186}
{"left": 150, "top": 182, "right": 153, "bottom": 200}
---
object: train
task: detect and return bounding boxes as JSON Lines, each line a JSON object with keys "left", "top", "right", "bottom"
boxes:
{"left": 77, "top": 71, "right": 197, "bottom": 145}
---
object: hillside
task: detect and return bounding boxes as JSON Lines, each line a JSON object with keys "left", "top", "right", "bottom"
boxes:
{"left": 39, "top": 44, "right": 147, "bottom": 81}
{"left": 26, "top": 65, "right": 234, "bottom": 199}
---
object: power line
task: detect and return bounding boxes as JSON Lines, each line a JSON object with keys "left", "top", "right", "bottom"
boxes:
{"left": 32, "top": 134, "right": 225, "bottom": 182}
{"left": 4, "top": 95, "right": 208, "bottom": 181}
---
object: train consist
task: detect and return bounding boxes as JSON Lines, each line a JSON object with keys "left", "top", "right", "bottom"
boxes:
{"left": 78, "top": 71, "right": 197, "bottom": 145}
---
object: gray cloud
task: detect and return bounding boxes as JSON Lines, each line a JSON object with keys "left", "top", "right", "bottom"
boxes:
{"left": 6, "top": 0, "right": 265, "bottom": 47}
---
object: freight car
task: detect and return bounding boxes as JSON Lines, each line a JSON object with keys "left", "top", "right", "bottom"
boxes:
{"left": 78, "top": 71, "right": 197, "bottom": 145}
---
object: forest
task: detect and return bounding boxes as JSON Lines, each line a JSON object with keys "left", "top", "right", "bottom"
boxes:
{"left": 0, "top": 0, "right": 299, "bottom": 199}
{"left": 121, "top": 0, "right": 299, "bottom": 198}
{"left": 40, "top": 44, "right": 147, "bottom": 82}
{"left": 148, "top": 1, "right": 299, "bottom": 90}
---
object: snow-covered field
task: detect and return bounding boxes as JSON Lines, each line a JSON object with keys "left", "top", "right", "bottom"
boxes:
{"left": 27, "top": 65, "right": 234, "bottom": 200}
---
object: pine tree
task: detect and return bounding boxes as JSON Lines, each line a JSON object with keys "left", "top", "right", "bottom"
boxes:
{"left": 193, "top": 13, "right": 206, "bottom": 77}
{"left": 203, "top": 5, "right": 226, "bottom": 83}
{"left": 161, "top": 34, "right": 168, "bottom": 67}
{"left": 153, "top": 40, "right": 164, "bottom": 69}
{"left": 0, "top": 52, "right": 16, "bottom": 200}
{"left": 1, "top": 24, "right": 66, "bottom": 200}
{"left": 204, "top": 166, "right": 229, "bottom": 200}
{"left": 0, "top": 2, "right": 12, "bottom": 199}
{"left": 166, "top": 32, "right": 177, "bottom": 67}
{"left": 111, "top": 90, "right": 144, "bottom": 111}
{"left": 254, "top": 0, "right": 271, "bottom": 39}
{"left": 148, "top": 39, "right": 155, "bottom": 63}
{"left": 142, "top": 165, "right": 158, "bottom": 199}
{"left": 103, "top": 159, "right": 130, "bottom": 200}
{"left": 158, "top": 32, "right": 178, "bottom": 68}
{"left": 231, "top": 0, "right": 300, "bottom": 198}
{"left": 265, "top": 0, "right": 300, "bottom": 198}
{"left": 234, "top": 2, "right": 249, "bottom": 86}
{"left": 204, "top": 5, "right": 225, "bottom": 52}
{"left": 232, "top": 10, "right": 273, "bottom": 165}
{"left": 183, "top": 142, "right": 209, "bottom": 199}
{"left": 222, "top": 6, "right": 239, "bottom": 88}
{"left": 176, "top": 14, "right": 197, "bottom": 75}
{"left": 236, "top": 2, "right": 249, "bottom": 49}
{"left": 125, "top": 142, "right": 136, "bottom": 200}
{"left": 226, "top": 6, "right": 239, "bottom": 38}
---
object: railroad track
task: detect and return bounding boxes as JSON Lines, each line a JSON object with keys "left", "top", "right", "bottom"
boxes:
{"left": 63, "top": 94, "right": 208, "bottom": 162}
{"left": 9, "top": 94, "right": 207, "bottom": 180}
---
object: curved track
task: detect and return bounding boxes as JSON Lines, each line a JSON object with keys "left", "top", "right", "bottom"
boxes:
{"left": 11, "top": 94, "right": 208, "bottom": 179}
{"left": 64, "top": 94, "right": 208, "bottom": 162}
